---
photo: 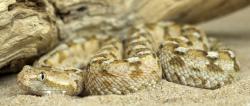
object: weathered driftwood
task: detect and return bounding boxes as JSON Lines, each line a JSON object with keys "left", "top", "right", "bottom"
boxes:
{"left": 0, "top": 0, "right": 58, "bottom": 73}
{"left": 132, "top": 0, "right": 250, "bottom": 23}
{"left": 0, "top": 0, "right": 249, "bottom": 72}
{"left": 54, "top": 0, "right": 250, "bottom": 37}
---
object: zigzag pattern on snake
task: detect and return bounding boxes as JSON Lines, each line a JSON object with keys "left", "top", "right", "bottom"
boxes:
{"left": 17, "top": 22, "right": 240, "bottom": 96}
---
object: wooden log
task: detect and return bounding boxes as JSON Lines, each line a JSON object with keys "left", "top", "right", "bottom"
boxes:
{"left": 133, "top": 0, "right": 250, "bottom": 23}
{"left": 0, "top": 0, "right": 59, "bottom": 72}
{"left": 53, "top": 0, "right": 250, "bottom": 37}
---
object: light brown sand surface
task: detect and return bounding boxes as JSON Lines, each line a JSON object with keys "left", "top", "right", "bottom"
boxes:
{"left": 0, "top": 6, "right": 250, "bottom": 106}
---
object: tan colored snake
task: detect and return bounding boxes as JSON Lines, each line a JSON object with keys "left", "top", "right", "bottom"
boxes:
{"left": 17, "top": 22, "right": 240, "bottom": 96}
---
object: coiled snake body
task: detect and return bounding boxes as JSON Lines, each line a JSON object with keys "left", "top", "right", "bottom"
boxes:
{"left": 17, "top": 22, "right": 240, "bottom": 96}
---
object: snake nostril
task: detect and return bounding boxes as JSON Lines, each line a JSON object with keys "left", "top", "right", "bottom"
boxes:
{"left": 77, "top": 6, "right": 87, "bottom": 12}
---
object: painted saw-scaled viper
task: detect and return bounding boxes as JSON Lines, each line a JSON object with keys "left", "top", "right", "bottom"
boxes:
{"left": 17, "top": 22, "right": 240, "bottom": 96}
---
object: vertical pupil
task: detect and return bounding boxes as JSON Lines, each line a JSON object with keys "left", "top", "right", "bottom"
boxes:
{"left": 41, "top": 72, "right": 45, "bottom": 80}
{"left": 41, "top": 74, "right": 44, "bottom": 79}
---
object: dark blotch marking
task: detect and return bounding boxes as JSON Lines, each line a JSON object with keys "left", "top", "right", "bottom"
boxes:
{"left": 95, "top": 52, "right": 117, "bottom": 60}
{"left": 129, "top": 70, "right": 144, "bottom": 78}
{"left": 102, "top": 80, "right": 112, "bottom": 87}
{"left": 91, "top": 58, "right": 110, "bottom": 64}
{"left": 151, "top": 70, "right": 157, "bottom": 74}
{"left": 129, "top": 63, "right": 144, "bottom": 78}
{"left": 173, "top": 72, "right": 182, "bottom": 83}
{"left": 186, "top": 49, "right": 208, "bottom": 58}
{"left": 128, "top": 48, "right": 152, "bottom": 56}
{"left": 145, "top": 23, "right": 157, "bottom": 30}
{"left": 112, "top": 60, "right": 128, "bottom": 65}
{"left": 129, "top": 61, "right": 142, "bottom": 66}
{"left": 192, "top": 67, "right": 201, "bottom": 72}
{"left": 206, "top": 63, "right": 223, "bottom": 73}
{"left": 159, "top": 44, "right": 165, "bottom": 49}
{"left": 77, "top": 6, "right": 87, "bottom": 12}
{"left": 174, "top": 50, "right": 185, "bottom": 55}
{"left": 8, "top": 4, "right": 15, "bottom": 11}
{"left": 187, "top": 41, "right": 193, "bottom": 46}
{"left": 168, "top": 56, "right": 185, "bottom": 67}
{"left": 100, "top": 70, "right": 117, "bottom": 77}
{"left": 198, "top": 37, "right": 203, "bottom": 42}
{"left": 234, "top": 61, "right": 240, "bottom": 72}
{"left": 199, "top": 76, "right": 207, "bottom": 86}
{"left": 161, "top": 42, "right": 179, "bottom": 52}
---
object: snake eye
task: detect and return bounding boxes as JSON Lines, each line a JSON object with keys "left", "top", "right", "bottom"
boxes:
{"left": 38, "top": 72, "right": 46, "bottom": 81}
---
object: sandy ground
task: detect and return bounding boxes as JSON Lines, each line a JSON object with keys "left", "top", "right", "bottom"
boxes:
{"left": 0, "top": 6, "right": 250, "bottom": 106}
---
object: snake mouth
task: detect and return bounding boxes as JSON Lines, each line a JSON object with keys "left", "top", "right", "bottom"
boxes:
{"left": 17, "top": 79, "right": 68, "bottom": 95}
{"left": 27, "top": 89, "right": 68, "bottom": 96}
{"left": 38, "top": 90, "right": 68, "bottom": 95}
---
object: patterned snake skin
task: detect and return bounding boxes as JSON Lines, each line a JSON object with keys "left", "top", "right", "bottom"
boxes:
{"left": 17, "top": 22, "right": 240, "bottom": 96}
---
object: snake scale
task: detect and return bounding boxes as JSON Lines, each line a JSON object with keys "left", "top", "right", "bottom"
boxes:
{"left": 17, "top": 22, "right": 240, "bottom": 96}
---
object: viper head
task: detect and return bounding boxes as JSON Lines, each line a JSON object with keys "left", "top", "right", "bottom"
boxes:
{"left": 17, "top": 65, "right": 84, "bottom": 96}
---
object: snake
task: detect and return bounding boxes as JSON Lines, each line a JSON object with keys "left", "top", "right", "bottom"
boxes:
{"left": 17, "top": 22, "right": 240, "bottom": 96}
